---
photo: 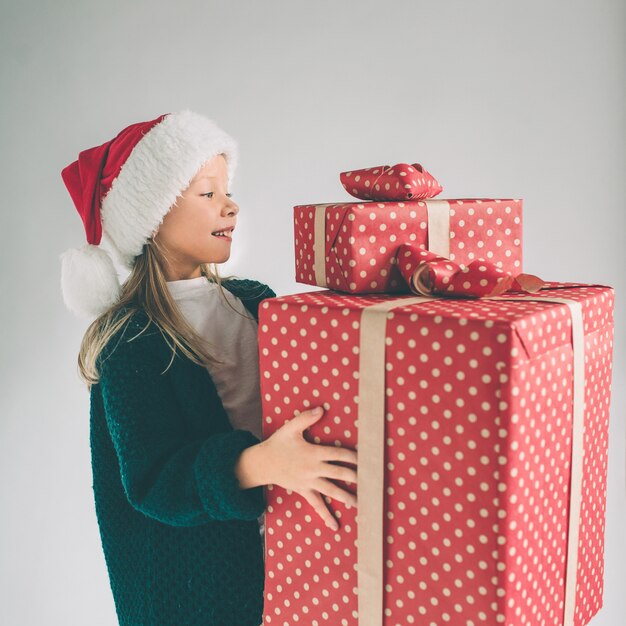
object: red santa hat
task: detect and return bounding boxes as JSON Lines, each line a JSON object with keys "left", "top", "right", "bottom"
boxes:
{"left": 59, "top": 109, "right": 238, "bottom": 318}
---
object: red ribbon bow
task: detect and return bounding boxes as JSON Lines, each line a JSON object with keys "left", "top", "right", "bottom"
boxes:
{"left": 396, "top": 243, "right": 545, "bottom": 298}
{"left": 340, "top": 162, "right": 444, "bottom": 201}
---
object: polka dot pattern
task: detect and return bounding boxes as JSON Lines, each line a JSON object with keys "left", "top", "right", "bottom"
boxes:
{"left": 340, "top": 163, "right": 444, "bottom": 201}
{"left": 395, "top": 243, "right": 544, "bottom": 298}
{"left": 257, "top": 283, "right": 614, "bottom": 626}
{"left": 294, "top": 198, "right": 523, "bottom": 294}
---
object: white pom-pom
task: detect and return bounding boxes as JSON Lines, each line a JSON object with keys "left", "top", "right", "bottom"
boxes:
{"left": 60, "top": 244, "right": 121, "bottom": 318}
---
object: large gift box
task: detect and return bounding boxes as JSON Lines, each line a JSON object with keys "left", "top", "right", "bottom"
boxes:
{"left": 258, "top": 282, "right": 614, "bottom": 626}
{"left": 293, "top": 198, "right": 524, "bottom": 293}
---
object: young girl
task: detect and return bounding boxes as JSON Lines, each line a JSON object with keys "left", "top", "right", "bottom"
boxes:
{"left": 59, "top": 109, "right": 358, "bottom": 626}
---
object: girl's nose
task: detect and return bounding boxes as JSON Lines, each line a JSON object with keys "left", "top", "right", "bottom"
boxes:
{"left": 224, "top": 198, "right": 239, "bottom": 216}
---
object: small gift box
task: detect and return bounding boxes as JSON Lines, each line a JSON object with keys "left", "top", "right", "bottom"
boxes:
{"left": 258, "top": 280, "right": 615, "bottom": 626}
{"left": 340, "top": 162, "right": 444, "bottom": 201}
{"left": 294, "top": 197, "right": 523, "bottom": 294}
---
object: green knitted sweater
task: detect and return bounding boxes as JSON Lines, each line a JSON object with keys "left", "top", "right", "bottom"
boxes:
{"left": 90, "top": 278, "right": 275, "bottom": 626}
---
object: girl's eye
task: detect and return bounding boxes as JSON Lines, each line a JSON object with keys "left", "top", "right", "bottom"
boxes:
{"left": 202, "top": 192, "right": 232, "bottom": 198}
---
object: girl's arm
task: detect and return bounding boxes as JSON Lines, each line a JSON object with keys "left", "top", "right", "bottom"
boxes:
{"left": 234, "top": 441, "right": 269, "bottom": 489}
{"left": 97, "top": 319, "right": 265, "bottom": 527}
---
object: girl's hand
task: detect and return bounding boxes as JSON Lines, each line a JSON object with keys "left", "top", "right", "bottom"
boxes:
{"left": 260, "top": 406, "right": 358, "bottom": 531}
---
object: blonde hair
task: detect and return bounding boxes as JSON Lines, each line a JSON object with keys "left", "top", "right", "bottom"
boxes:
{"left": 77, "top": 233, "right": 255, "bottom": 390}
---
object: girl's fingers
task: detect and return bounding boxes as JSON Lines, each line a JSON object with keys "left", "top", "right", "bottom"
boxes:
{"left": 314, "top": 477, "right": 358, "bottom": 509}
{"left": 315, "top": 443, "right": 358, "bottom": 467}
{"left": 289, "top": 406, "right": 325, "bottom": 434}
{"left": 302, "top": 489, "right": 339, "bottom": 530}
{"left": 320, "top": 461, "right": 358, "bottom": 485}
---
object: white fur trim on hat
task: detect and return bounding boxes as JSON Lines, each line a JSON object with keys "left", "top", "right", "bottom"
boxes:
{"left": 60, "top": 244, "right": 121, "bottom": 318}
{"left": 100, "top": 108, "right": 239, "bottom": 269}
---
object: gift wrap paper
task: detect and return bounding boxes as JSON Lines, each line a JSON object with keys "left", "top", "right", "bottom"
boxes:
{"left": 258, "top": 282, "right": 614, "bottom": 626}
{"left": 293, "top": 198, "right": 523, "bottom": 294}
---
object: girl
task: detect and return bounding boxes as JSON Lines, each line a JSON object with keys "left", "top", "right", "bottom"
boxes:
{"left": 59, "top": 109, "right": 358, "bottom": 626}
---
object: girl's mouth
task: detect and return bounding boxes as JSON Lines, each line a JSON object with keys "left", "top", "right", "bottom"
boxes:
{"left": 211, "top": 228, "right": 233, "bottom": 241}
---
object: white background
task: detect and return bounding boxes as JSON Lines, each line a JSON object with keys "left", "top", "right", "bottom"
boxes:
{"left": 1, "top": 1, "right": 624, "bottom": 624}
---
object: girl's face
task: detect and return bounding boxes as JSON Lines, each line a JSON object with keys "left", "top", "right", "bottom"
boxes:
{"left": 154, "top": 153, "right": 239, "bottom": 280}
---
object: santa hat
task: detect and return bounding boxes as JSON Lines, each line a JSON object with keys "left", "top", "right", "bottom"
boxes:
{"left": 59, "top": 109, "right": 238, "bottom": 318}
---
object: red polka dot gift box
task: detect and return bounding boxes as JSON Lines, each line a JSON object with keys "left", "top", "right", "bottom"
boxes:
{"left": 339, "top": 162, "right": 445, "bottom": 202}
{"left": 294, "top": 197, "right": 523, "bottom": 294}
{"left": 257, "top": 280, "right": 615, "bottom": 626}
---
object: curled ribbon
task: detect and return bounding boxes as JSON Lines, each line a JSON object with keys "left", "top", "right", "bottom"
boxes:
{"left": 396, "top": 243, "right": 545, "bottom": 297}
{"left": 340, "top": 162, "right": 443, "bottom": 201}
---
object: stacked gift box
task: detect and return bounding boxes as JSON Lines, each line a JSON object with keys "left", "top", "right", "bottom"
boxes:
{"left": 257, "top": 163, "right": 615, "bottom": 626}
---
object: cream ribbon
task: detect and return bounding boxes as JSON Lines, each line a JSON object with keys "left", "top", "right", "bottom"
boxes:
{"left": 356, "top": 293, "right": 585, "bottom": 626}
{"left": 313, "top": 203, "right": 339, "bottom": 287}
{"left": 424, "top": 200, "right": 451, "bottom": 258}
{"left": 313, "top": 201, "right": 452, "bottom": 287}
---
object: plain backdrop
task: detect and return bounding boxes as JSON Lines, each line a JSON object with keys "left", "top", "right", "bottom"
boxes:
{"left": 1, "top": 1, "right": 624, "bottom": 624}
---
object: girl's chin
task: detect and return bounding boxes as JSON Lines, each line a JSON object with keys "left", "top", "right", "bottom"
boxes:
{"left": 205, "top": 249, "right": 231, "bottom": 264}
